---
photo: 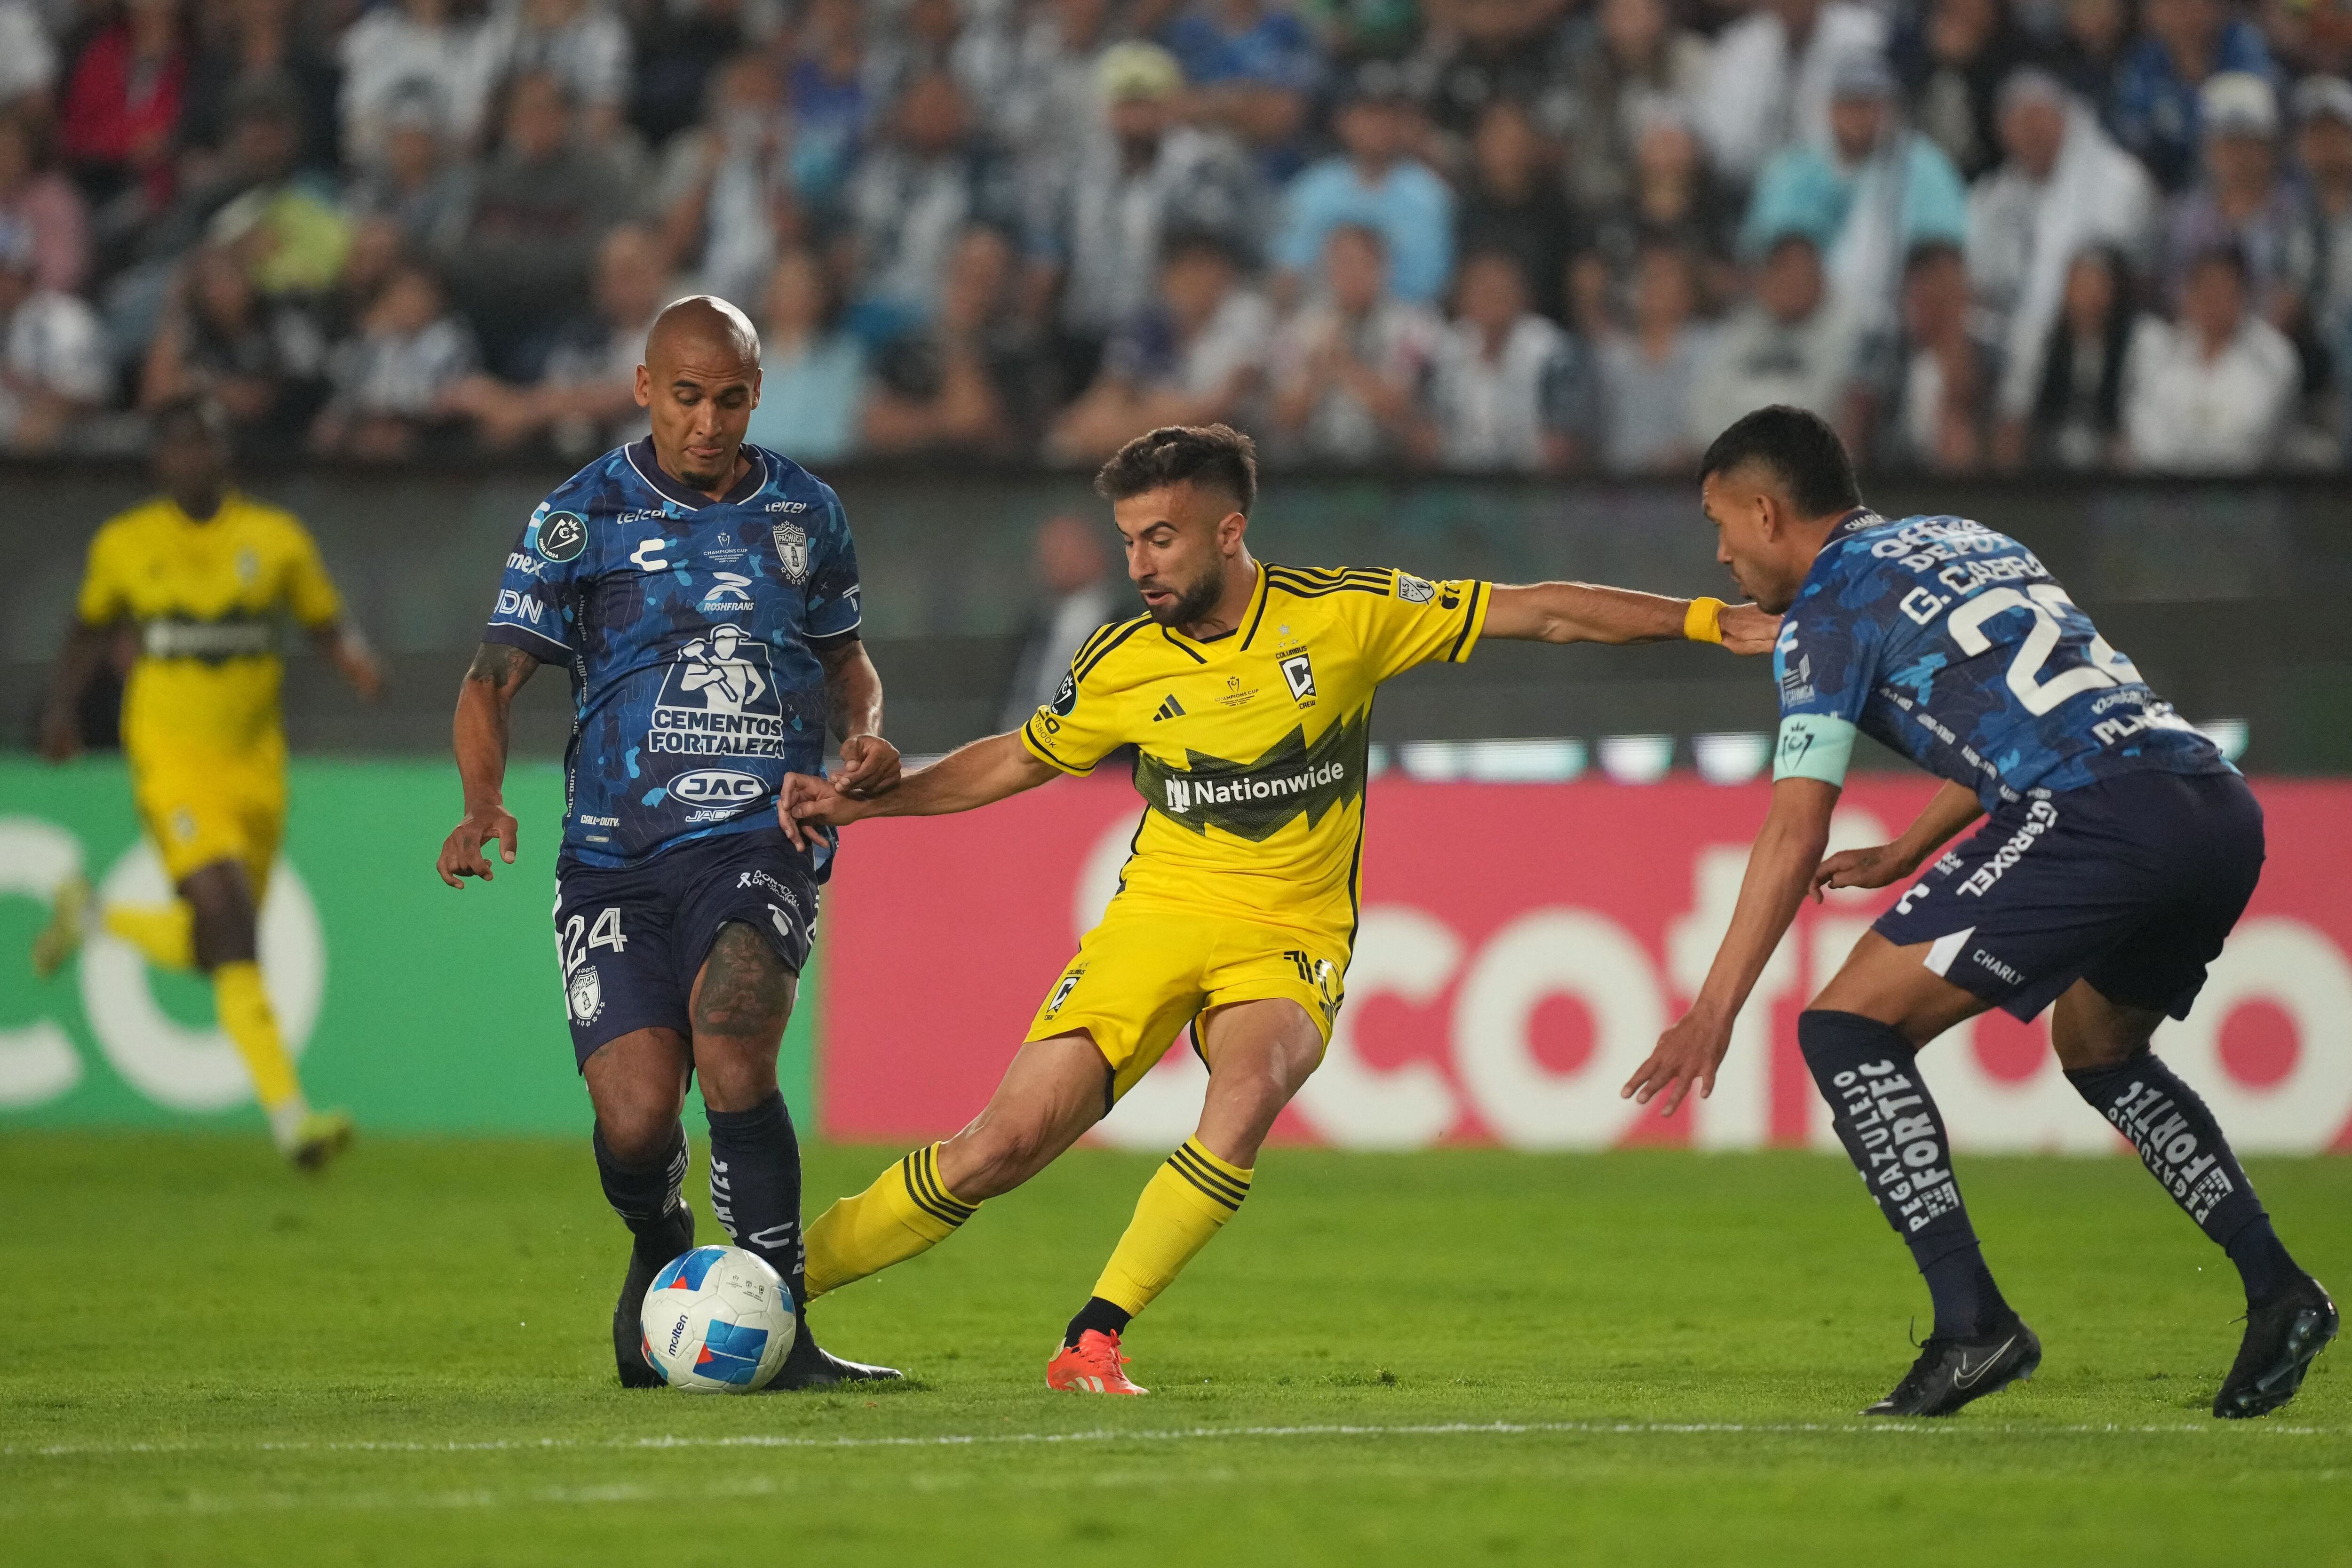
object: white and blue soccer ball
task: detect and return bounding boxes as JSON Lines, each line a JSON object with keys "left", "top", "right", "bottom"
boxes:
{"left": 638, "top": 1245, "right": 795, "bottom": 1393}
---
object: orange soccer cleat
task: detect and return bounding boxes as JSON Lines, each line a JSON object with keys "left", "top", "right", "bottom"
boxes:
{"left": 1047, "top": 1329, "right": 1148, "bottom": 1395}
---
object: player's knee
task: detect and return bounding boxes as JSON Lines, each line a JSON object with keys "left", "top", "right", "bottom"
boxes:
{"left": 181, "top": 863, "right": 258, "bottom": 971}
{"left": 596, "top": 1102, "right": 682, "bottom": 1166}
{"left": 692, "top": 1041, "right": 779, "bottom": 1113}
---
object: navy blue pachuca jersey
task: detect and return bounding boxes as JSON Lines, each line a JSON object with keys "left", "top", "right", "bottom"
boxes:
{"left": 482, "top": 439, "right": 860, "bottom": 868}
{"left": 1772, "top": 510, "right": 2228, "bottom": 807}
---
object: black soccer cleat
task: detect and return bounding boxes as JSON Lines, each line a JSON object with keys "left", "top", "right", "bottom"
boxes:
{"left": 1863, "top": 1320, "right": 2042, "bottom": 1417}
{"left": 764, "top": 1319, "right": 904, "bottom": 1391}
{"left": 2214, "top": 1274, "right": 2337, "bottom": 1419}
{"left": 613, "top": 1208, "right": 695, "bottom": 1389}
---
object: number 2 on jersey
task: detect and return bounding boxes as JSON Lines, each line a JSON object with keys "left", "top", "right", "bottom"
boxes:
{"left": 1947, "top": 583, "right": 2144, "bottom": 716}
{"left": 559, "top": 907, "right": 628, "bottom": 974}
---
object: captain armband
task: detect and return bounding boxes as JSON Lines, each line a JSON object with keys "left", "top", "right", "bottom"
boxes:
{"left": 1772, "top": 714, "right": 1857, "bottom": 787}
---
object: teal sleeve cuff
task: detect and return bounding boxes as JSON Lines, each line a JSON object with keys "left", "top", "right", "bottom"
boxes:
{"left": 1773, "top": 714, "right": 1857, "bottom": 787}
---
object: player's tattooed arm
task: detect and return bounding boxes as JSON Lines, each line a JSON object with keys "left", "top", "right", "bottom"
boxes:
{"left": 816, "top": 636, "right": 901, "bottom": 799}
{"left": 437, "top": 642, "right": 542, "bottom": 888}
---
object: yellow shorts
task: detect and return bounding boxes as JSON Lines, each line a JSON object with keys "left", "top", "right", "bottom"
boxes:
{"left": 129, "top": 741, "right": 286, "bottom": 890}
{"left": 1024, "top": 899, "right": 1350, "bottom": 1103}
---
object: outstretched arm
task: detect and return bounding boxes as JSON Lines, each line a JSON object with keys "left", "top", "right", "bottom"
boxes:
{"left": 1620, "top": 777, "right": 1841, "bottom": 1115}
{"left": 817, "top": 635, "right": 899, "bottom": 799}
{"left": 1480, "top": 581, "right": 1779, "bottom": 654}
{"left": 437, "top": 642, "right": 540, "bottom": 887}
{"left": 777, "top": 730, "right": 1058, "bottom": 850}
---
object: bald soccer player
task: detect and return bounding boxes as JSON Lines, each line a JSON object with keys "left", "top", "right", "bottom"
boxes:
{"left": 437, "top": 297, "right": 902, "bottom": 1389}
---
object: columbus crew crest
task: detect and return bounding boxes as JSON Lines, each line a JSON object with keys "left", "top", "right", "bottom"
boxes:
{"left": 773, "top": 522, "right": 810, "bottom": 585}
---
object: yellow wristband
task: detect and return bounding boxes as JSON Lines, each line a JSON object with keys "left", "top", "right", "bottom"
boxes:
{"left": 1684, "top": 597, "right": 1726, "bottom": 644}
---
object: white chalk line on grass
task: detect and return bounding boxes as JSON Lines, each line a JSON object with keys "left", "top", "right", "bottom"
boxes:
{"left": 7, "top": 1417, "right": 2342, "bottom": 1462}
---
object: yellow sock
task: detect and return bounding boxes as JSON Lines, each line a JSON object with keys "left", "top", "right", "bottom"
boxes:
{"left": 103, "top": 901, "right": 195, "bottom": 971}
{"left": 1091, "top": 1138, "right": 1255, "bottom": 1318}
{"left": 803, "top": 1143, "right": 977, "bottom": 1299}
{"left": 213, "top": 961, "right": 302, "bottom": 1114}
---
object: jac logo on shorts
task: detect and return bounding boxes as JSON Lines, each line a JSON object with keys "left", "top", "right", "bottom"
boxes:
{"left": 670, "top": 769, "right": 768, "bottom": 807}
{"left": 536, "top": 510, "right": 588, "bottom": 563}
{"left": 567, "top": 964, "right": 604, "bottom": 1025}
{"left": 774, "top": 523, "right": 810, "bottom": 585}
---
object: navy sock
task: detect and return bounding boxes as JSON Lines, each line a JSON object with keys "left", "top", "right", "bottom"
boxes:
{"left": 2066, "top": 1051, "right": 2301, "bottom": 1305}
{"left": 593, "top": 1121, "right": 691, "bottom": 1255}
{"left": 706, "top": 1090, "right": 807, "bottom": 1317}
{"left": 1799, "top": 1009, "right": 2012, "bottom": 1339}
{"left": 1065, "top": 1297, "right": 1132, "bottom": 1349}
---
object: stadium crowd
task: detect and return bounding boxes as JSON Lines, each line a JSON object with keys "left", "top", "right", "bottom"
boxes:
{"left": 1, "top": 0, "right": 2349, "bottom": 472}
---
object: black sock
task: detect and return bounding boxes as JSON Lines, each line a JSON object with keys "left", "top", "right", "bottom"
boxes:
{"left": 2066, "top": 1051, "right": 2301, "bottom": 1305}
{"left": 1799, "top": 1009, "right": 2012, "bottom": 1339}
{"left": 1065, "top": 1297, "right": 1132, "bottom": 1348}
{"left": 706, "top": 1090, "right": 807, "bottom": 1316}
{"left": 593, "top": 1121, "right": 691, "bottom": 1256}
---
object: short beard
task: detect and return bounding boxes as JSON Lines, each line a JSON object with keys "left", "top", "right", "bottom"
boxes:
{"left": 1143, "top": 567, "right": 1224, "bottom": 628}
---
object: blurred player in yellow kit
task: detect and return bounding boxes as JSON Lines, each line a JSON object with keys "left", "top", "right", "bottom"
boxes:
{"left": 34, "top": 398, "right": 383, "bottom": 1170}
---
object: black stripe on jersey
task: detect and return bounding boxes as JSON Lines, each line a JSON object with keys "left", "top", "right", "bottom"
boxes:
{"left": 1446, "top": 581, "right": 1488, "bottom": 662}
{"left": 1167, "top": 1147, "right": 1247, "bottom": 1210}
{"left": 1159, "top": 625, "right": 1208, "bottom": 663}
{"left": 1265, "top": 568, "right": 1393, "bottom": 599}
{"left": 1071, "top": 617, "right": 1128, "bottom": 670}
{"left": 1268, "top": 565, "right": 1391, "bottom": 589}
{"left": 1022, "top": 716, "right": 1087, "bottom": 772}
{"left": 1075, "top": 616, "right": 1151, "bottom": 681}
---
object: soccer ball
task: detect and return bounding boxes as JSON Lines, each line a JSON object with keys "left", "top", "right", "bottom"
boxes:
{"left": 638, "top": 1245, "right": 796, "bottom": 1393}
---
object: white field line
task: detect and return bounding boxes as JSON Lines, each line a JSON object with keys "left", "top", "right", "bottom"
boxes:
{"left": 6, "top": 1417, "right": 2343, "bottom": 1462}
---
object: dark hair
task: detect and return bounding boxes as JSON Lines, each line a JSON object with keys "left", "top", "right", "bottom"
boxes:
{"left": 2031, "top": 245, "right": 2135, "bottom": 444}
{"left": 1095, "top": 424, "right": 1258, "bottom": 515}
{"left": 1903, "top": 238, "right": 1966, "bottom": 276}
{"left": 1699, "top": 405, "right": 1862, "bottom": 518}
{"left": 150, "top": 395, "right": 232, "bottom": 449}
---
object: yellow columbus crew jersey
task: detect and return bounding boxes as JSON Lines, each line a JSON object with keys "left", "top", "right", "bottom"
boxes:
{"left": 1019, "top": 564, "right": 1490, "bottom": 942}
{"left": 74, "top": 491, "right": 345, "bottom": 758}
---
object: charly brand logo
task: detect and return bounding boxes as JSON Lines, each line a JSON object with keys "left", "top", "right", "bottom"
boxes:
{"left": 774, "top": 523, "right": 810, "bottom": 584}
{"left": 651, "top": 625, "right": 785, "bottom": 756}
{"left": 536, "top": 510, "right": 587, "bottom": 563}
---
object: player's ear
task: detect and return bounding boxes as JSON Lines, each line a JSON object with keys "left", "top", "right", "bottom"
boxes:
{"left": 1218, "top": 510, "right": 1247, "bottom": 555}
{"left": 634, "top": 364, "right": 652, "bottom": 409}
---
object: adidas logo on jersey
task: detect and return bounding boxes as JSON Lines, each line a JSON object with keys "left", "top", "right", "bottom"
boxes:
{"left": 1152, "top": 694, "right": 1186, "bottom": 721}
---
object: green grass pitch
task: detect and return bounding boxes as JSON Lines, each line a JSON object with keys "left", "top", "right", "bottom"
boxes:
{"left": 4, "top": 1133, "right": 2348, "bottom": 1566}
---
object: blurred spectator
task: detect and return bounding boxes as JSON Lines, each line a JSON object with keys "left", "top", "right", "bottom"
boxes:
{"left": 2122, "top": 243, "right": 2298, "bottom": 468}
{"left": 987, "top": 0, "right": 1121, "bottom": 164}
{"left": 1419, "top": 248, "right": 1593, "bottom": 472}
{"left": 1159, "top": 0, "right": 1322, "bottom": 179}
{"left": 1741, "top": 54, "right": 1969, "bottom": 329}
{"left": 339, "top": 0, "right": 500, "bottom": 169}
{"left": 655, "top": 50, "right": 793, "bottom": 310}
{"left": 178, "top": 0, "right": 339, "bottom": 176}
{"left": 1970, "top": 67, "right": 2158, "bottom": 428}
{"left": 2290, "top": 75, "right": 2352, "bottom": 359}
{"left": 1272, "top": 64, "right": 1453, "bottom": 306}
{"left": 138, "top": 241, "right": 326, "bottom": 446}
{"left": 1996, "top": 243, "right": 2135, "bottom": 468}
{"left": 1891, "top": 0, "right": 2039, "bottom": 182}
{"left": 58, "top": 0, "right": 190, "bottom": 215}
{"left": 2048, "top": 0, "right": 2132, "bottom": 109}
{"left": 1025, "top": 41, "right": 1265, "bottom": 402}
{"left": 629, "top": 0, "right": 758, "bottom": 151}
{"left": 312, "top": 258, "right": 477, "bottom": 459}
{"left": 785, "top": 0, "right": 871, "bottom": 207}
{"left": 1690, "top": 232, "right": 1863, "bottom": 439}
{"left": 445, "top": 221, "right": 669, "bottom": 454}
{"left": 0, "top": 109, "right": 90, "bottom": 293}
{"left": 1695, "top": 0, "right": 1889, "bottom": 185}
{"left": 1851, "top": 240, "right": 1997, "bottom": 470}
{"left": 483, "top": 0, "right": 634, "bottom": 147}
{"left": 1456, "top": 99, "right": 1576, "bottom": 323}
{"left": 1562, "top": 0, "right": 1712, "bottom": 215}
{"left": 449, "top": 69, "right": 636, "bottom": 374}
{"left": 2113, "top": 0, "right": 2278, "bottom": 192}
{"left": 1596, "top": 241, "right": 1715, "bottom": 472}
{"left": 2163, "top": 74, "right": 2302, "bottom": 316}
{"left": 1300, "top": 0, "right": 1422, "bottom": 64}
{"left": 997, "top": 510, "right": 1120, "bottom": 732}
{"left": 1575, "top": 98, "right": 1739, "bottom": 331}
{"left": 0, "top": 0, "right": 56, "bottom": 120}
{"left": 0, "top": 215, "right": 108, "bottom": 450}
{"left": 1408, "top": 0, "right": 1577, "bottom": 146}
{"left": 342, "top": 83, "right": 471, "bottom": 260}
{"left": 863, "top": 222, "right": 1045, "bottom": 457}
{"left": 743, "top": 246, "right": 865, "bottom": 463}
{"left": 1268, "top": 222, "right": 1442, "bottom": 462}
{"left": 1049, "top": 230, "right": 1272, "bottom": 462}
{"left": 847, "top": 68, "right": 1021, "bottom": 326}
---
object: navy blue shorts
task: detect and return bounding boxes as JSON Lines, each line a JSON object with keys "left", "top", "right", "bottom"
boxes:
{"left": 1872, "top": 769, "right": 2263, "bottom": 1022}
{"left": 552, "top": 826, "right": 826, "bottom": 1068}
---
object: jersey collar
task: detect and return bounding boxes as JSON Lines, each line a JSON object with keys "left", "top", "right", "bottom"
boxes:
{"left": 1831, "top": 507, "right": 1882, "bottom": 538}
{"left": 623, "top": 438, "right": 768, "bottom": 511}
{"left": 1160, "top": 563, "right": 1271, "bottom": 659}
